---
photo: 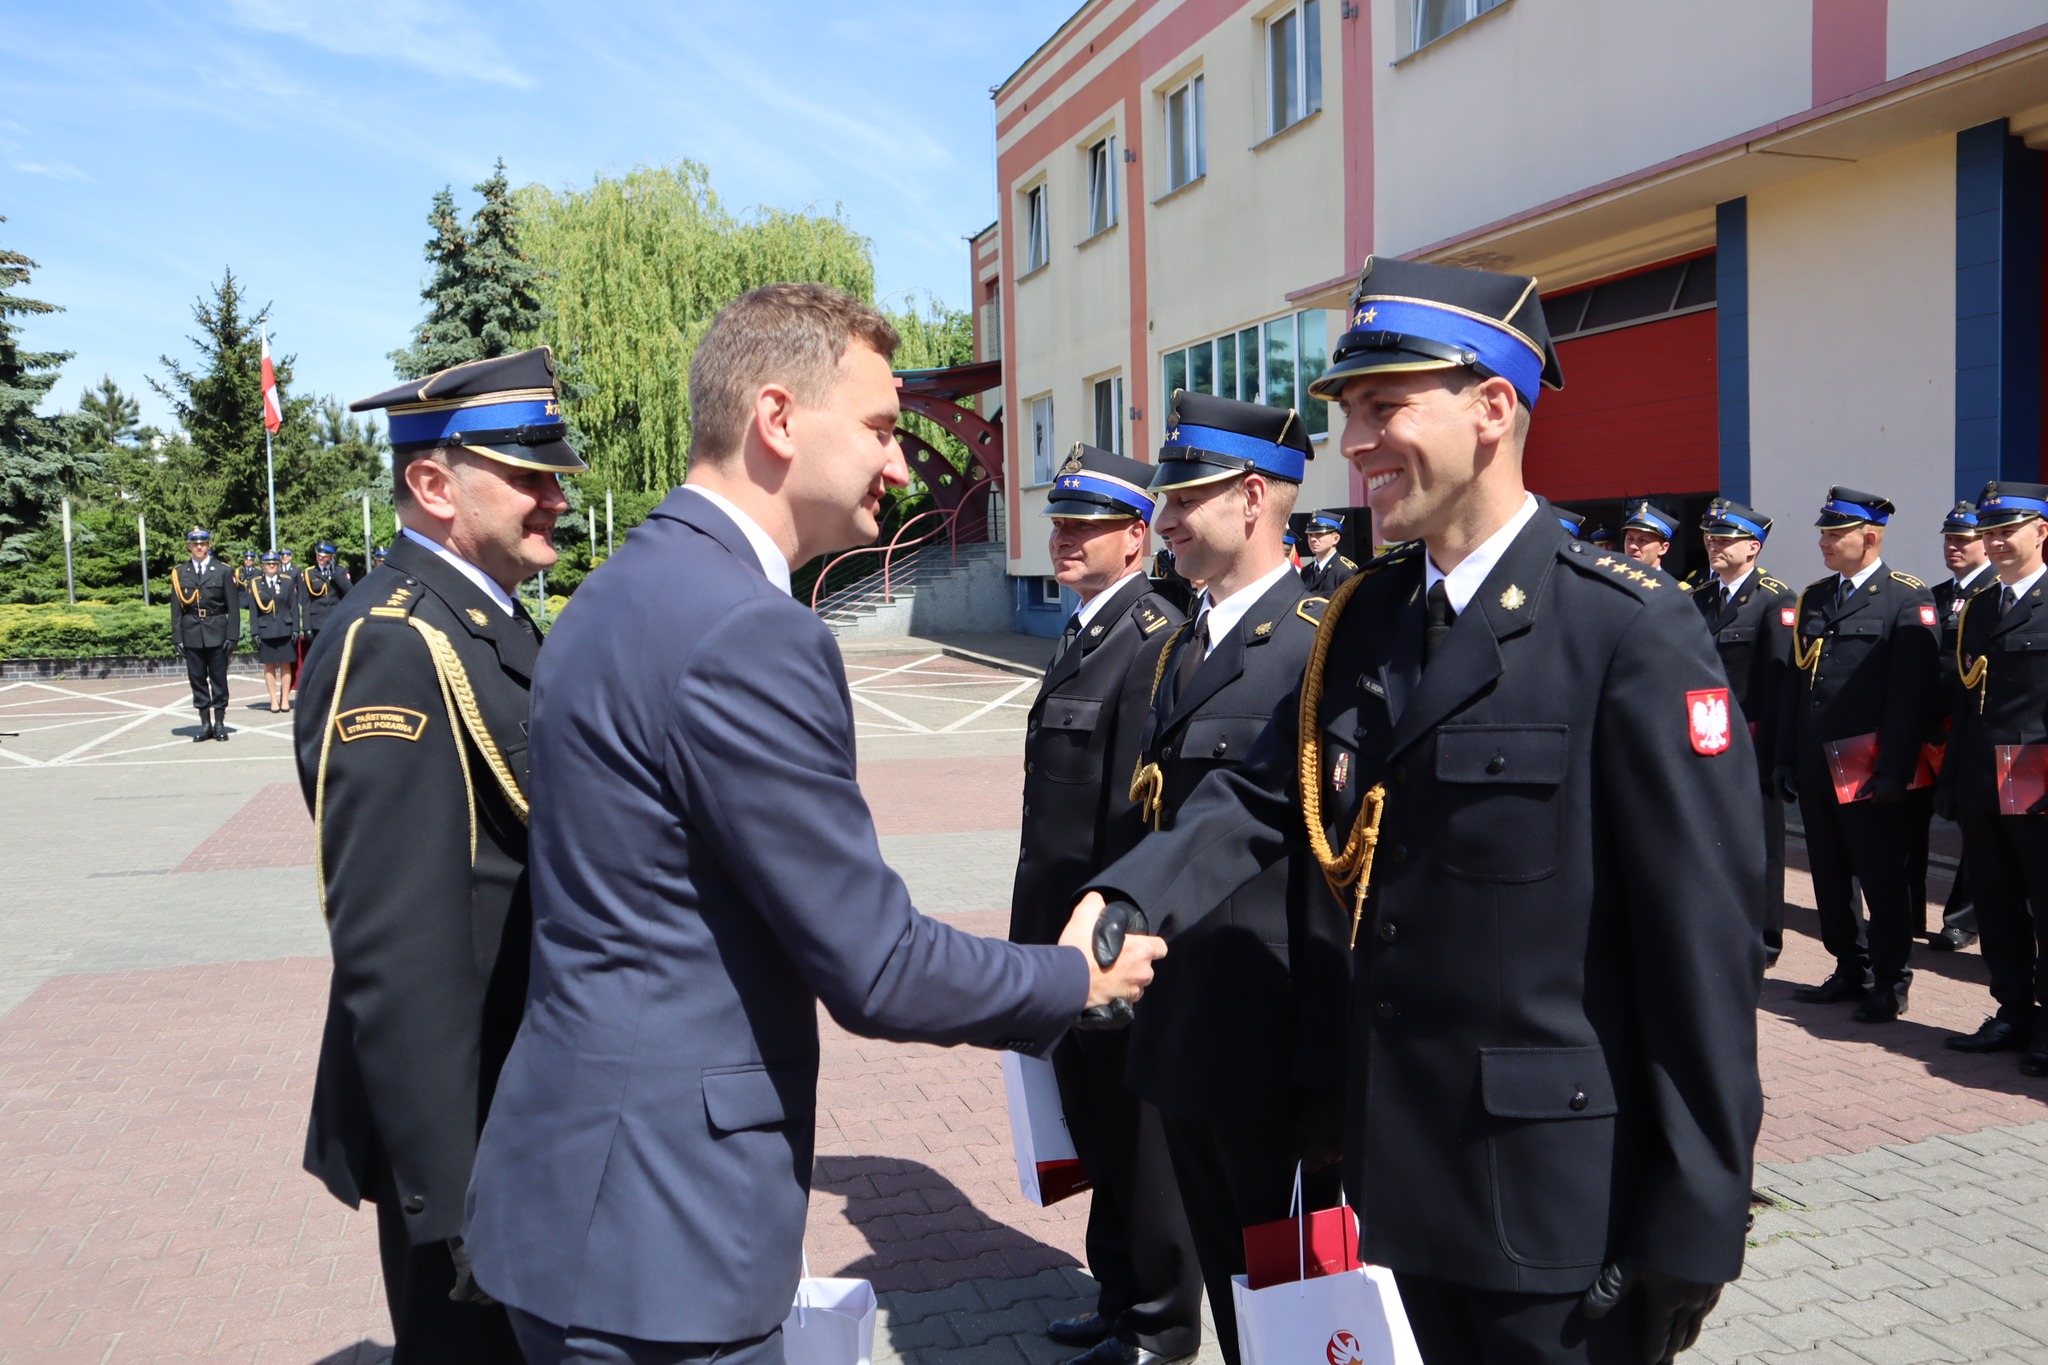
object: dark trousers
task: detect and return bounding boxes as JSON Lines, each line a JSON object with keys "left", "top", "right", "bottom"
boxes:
{"left": 183, "top": 643, "right": 229, "bottom": 712}
{"left": 510, "top": 1311, "right": 783, "bottom": 1365}
{"left": 1053, "top": 1033, "right": 1203, "bottom": 1355}
{"left": 372, "top": 1198, "right": 524, "bottom": 1364}
{"left": 1392, "top": 1273, "right": 1645, "bottom": 1365}
{"left": 1160, "top": 1111, "right": 1333, "bottom": 1365}
{"left": 1956, "top": 810, "right": 2048, "bottom": 1027}
{"left": 1798, "top": 784, "right": 1914, "bottom": 987}
{"left": 1918, "top": 795, "right": 1977, "bottom": 936}
{"left": 1761, "top": 791, "right": 1785, "bottom": 958}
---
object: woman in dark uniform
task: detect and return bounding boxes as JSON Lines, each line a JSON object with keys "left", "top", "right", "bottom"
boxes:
{"left": 248, "top": 551, "right": 301, "bottom": 712}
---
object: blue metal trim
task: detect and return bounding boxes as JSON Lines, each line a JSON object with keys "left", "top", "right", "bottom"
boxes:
{"left": 1954, "top": 120, "right": 2046, "bottom": 501}
{"left": 1715, "top": 199, "right": 1751, "bottom": 505}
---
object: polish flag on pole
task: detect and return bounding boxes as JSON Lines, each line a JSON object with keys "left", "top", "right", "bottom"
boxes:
{"left": 260, "top": 327, "right": 283, "bottom": 434}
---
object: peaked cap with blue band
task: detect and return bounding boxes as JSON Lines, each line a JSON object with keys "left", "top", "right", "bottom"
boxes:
{"left": 1622, "top": 500, "right": 1677, "bottom": 540}
{"left": 1043, "top": 444, "right": 1159, "bottom": 522}
{"left": 1307, "top": 255, "right": 1563, "bottom": 408}
{"left": 1700, "top": 497, "right": 1771, "bottom": 542}
{"left": 1941, "top": 500, "right": 1981, "bottom": 535}
{"left": 1814, "top": 485, "right": 1895, "bottom": 529}
{"left": 351, "top": 346, "right": 587, "bottom": 474}
{"left": 1975, "top": 480, "right": 2048, "bottom": 529}
{"left": 1555, "top": 507, "right": 1588, "bottom": 537}
{"left": 1306, "top": 510, "right": 1346, "bottom": 535}
{"left": 1152, "top": 389, "right": 1314, "bottom": 492}
{"left": 186, "top": 527, "right": 211, "bottom": 542}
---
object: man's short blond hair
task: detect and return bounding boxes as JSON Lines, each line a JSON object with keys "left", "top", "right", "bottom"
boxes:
{"left": 688, "top": 283, "right": 900, "bottom": 466}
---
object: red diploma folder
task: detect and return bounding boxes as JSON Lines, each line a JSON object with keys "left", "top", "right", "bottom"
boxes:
{"left": 1995, "top": 744, "right": 2048, "bottom": 816}
{"left": 1823, "top": 733, "right": 1939, "bottom": 804}
{"left": 1242, "top": 1201, "right": 1363, "bottom": 1291}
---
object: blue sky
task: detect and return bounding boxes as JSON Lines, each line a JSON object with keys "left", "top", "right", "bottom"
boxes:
{"left": 5, "top": 0, "right": 1076, "bottom": 429}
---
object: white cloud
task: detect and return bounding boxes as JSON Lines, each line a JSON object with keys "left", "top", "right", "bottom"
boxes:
{"left": 220, "top": 0, "right": 534, "bottom": 89}
{"left": 9, "top": 160, "right": 95, "bottom": 183}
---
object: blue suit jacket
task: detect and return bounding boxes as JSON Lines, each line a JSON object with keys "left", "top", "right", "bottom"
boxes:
{"left": 464, "top": 489, "right": 1086, "bottom": 1342}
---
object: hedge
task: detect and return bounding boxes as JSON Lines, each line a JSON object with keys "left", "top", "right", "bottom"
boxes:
{"left": 0, "top": 602, "right": 179, "bottom": 660}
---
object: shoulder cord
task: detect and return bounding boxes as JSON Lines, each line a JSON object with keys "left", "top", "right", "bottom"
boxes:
{"left": 1955, "top": 595, "right": 1989, "bottom": 713}
{"left": 250, "top": 579, "right": 280, "bottom": 614}
{"left": 1126, "top": 621, "right": 1190, "bottom": 830}
{"left": 171, "top": 564, "right": 200, "bottom": 608}
{"left": 1789, "top": 586, "right": 1824, "bottom": 680}
{"left": 1297, "top": 571, "right": 1386, "bottom": 949}
{"left": 301, "top": 568, "right": 327, "bottom": 597}
{"left": 406, "top": 616, "right": 530, "bottom": 824}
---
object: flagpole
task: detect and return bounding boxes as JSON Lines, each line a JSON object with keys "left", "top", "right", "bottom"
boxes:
{"left": 265, "top": 427, "right": 277, "bottom": 552}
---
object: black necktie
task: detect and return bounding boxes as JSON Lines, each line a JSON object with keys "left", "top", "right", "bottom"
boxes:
{"left": 1838, "top": 576, "right": 1854, "bottom": 608}
{"left": 1051, "top": 613, "right": 1082, "bottom": 665}
{"left": 1173, "top": 611, "right": 1210, "bottom": 704}
{"left": 2001, "top": 585, "right": 2018, "bottom": 617}
{"left": 1424, "top": 580, "right": 1454, "bottom": 663}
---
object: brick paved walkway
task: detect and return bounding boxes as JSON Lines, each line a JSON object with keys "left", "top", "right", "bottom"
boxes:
{"left": 5, "top": 668, "right": 2048, "bottom": 1364}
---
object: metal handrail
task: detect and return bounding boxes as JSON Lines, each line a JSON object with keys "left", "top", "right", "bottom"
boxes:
{"left": 809, "top": 480, "right": 998, "bottom": 614}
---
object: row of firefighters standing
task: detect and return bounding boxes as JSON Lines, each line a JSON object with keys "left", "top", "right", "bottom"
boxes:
{"left": 1014, "top": 412, "right": 2048, "bottom": 1365}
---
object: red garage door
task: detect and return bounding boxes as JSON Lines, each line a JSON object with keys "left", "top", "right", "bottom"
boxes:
{"left": 1522, "top": 309, "right": 1719, "bottom": 503}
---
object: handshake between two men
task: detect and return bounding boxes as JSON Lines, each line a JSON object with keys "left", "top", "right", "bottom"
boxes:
{"left": 1061, "top": 893, "right": 1165, "bottom": 1028}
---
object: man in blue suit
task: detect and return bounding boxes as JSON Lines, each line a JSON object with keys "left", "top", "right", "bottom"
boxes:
{"left": 465, "top": 283, "right": 1167, "bottom": 1365}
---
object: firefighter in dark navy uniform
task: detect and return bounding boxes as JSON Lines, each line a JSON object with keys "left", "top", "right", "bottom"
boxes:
{"left": 1298, "top": 510, "right": 1359, "bottom": 595}
{"left": 1119, "top": 390, "right": 1344, "bottom": 1365}
{"left": 1925, "top": 501, "right": 1993, "bottom": 951}
{"left": 1936, "top": 481, "right": 2048, "bottom": 1073}
{"left": 170, "top": 527, "right": 239, "bottom": 741}
{"left": 1076, "top": 257, "right": 1765, "bottom": 1365}
{"left": 1777, "top": 487, "right": 1939, "bottom": 1023}
{"left": 299, "top": 541, "right": 353, "bottom": 646}
{"left": 293, "top": 347, "right": 582, "bottom": 1363}
{"left": 1011, "top": 445, "right": 1197, "bottom": 1365}
{"left": 1693, "top": 498, "right": 1794, "bottom": 967}
{"left": 1621, "top": 500, "right": 1677, "bottom": 572}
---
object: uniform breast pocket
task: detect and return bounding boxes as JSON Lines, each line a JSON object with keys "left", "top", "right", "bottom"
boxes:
{"left": 1480, "top": 1046, "right": 1617, "bottom": 1269}
{"left": 1181, "top": 714, "right": 1265, "bottom": 769}
{"left": 1716, "top": 625, "right": 1756, "bottom": 645}
{"left": 1034, "top": 697, "right": 1104, "bottom": 784}
{"left": 1836, "top": 618, "right": 1883, "bottom": 640}
{"left": 2001, "top": 630, "right": 2048, "bottom": 655}
{"left": 1435, "top": 725, "right": 1568, "bottom": 883}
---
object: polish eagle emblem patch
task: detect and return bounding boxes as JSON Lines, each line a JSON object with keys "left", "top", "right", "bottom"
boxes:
{"left": 1687, "top": 688, "right": 1733, "bottom": 756}
{"left": 1780, "top": 606, "right": 1796, "bottom": 627}
{"left": 1918, "top": 604, "right": 1937, "bottom": 627}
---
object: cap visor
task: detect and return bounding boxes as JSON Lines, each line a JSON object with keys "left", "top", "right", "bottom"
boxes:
{"left": 1147, "top": 462, "right": 1251, "bottom": 494}
{"left": 461, "top": 439, "right": 588, "bottom": 474}
{"left": 1306, "top": 352, "right": 1462, "bottom": 402}
{"left": 1043, "top": 497, "right": 1142, "bottom": 520}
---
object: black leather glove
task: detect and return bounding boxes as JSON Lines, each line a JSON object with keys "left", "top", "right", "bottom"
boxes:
{"left": 447, "top": 1237, "right": 497, "bottom": 1306}
{"left": 1770, "top": 765, "right": 1798, "bottom": 803}
{"left": 1073, "top": 901, "right": 1148, "bottom": 1031}
{"left": 1932, "top": 787, "right": 1958, "bottom": 822}
{"left": 1580, "top": 1260, "right": 1722, "bottom": 1364}
{"left": 1867, "top": 773, "right": 1907, "bottom": 805}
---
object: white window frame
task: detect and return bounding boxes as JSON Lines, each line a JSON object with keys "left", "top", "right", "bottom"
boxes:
{"left": 1029, "top": 394, "right": 1057, "bottom": 485}
{"left": 1412, "top": 0, "right": 1506, "bottom": 53}
{"left": 1091, "top": 374, "right": 1124, "bottom": 455}
{"left": 1085, "top": 135, "right": 1118, "bottom": 237}
{"left": 1039, "top": 577, "right": 1064, "bottom": 605}
{"left": 1266, "top": 0, "right": 1323, "bottom": 138}
{"left": 1165, "top": 74, "right": 1206, "bottom": 192}
{"left": 1022, "top": 184, "right": 1050, "bottom": 275}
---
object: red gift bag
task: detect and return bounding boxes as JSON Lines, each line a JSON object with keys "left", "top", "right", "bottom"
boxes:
{"left": 1241, "top": 1167, "right": 1362, "bottom": 1291}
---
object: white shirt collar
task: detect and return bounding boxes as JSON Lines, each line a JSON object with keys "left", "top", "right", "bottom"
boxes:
{"left": 1075, "top": 566, "right": 1144, "bottom": 631}
{"left": 1719, "top": 568, "right": 1753, "bottom": 599}
{"left": 679, "top": 484, "right": 792, "bottom": 596}
{"left": 1956, "top": 563, "right": 1992, "bottom": 591}
{"left": 1314, "top": 549, "right": 1337, "bottom": 569}
{"left": 1192, "top": 558, "right": 1296, "bottom": 657}
{"left": 1424, "top": 493, "right": 1542, "bottom": 614}
{"left": 1841, "top": 559, "right": 1884, "bottom": 595}
{"left": 2002, "top": 563, "right": 2048, "bottom": 600}
{"left": 399, "top": 526, "right": 517, "bottom": 616}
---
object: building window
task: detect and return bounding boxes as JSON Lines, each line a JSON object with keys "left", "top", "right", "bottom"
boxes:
{"left": 1086, "top": 136, "right": 1118, "bottom": 237}
{"left": 1023, "top": 184, "right": 1049, "bottom": 274}
{"left": 1267, "top": 1, "right": 1323, "bottom": 137}
{"left": 1092, "top": 375, "right": 1124, "bottom": 454}
{"left": 1413, "top": 0, "right": 1507, "bottom": 51}
{"left": 1039, "top": 577, "right": 1064, "bottom": 605}
{"left": 1163, "top": 310, "right": 1331, "bottom": 436}
{"left": 1541, "top": 255, "right": 1716, "bottom": 341}
{"left": 1166, "top": 75, "right": 1206, "bottom": 191}
{"left": 1029, "top": 394, "right": 1057, "bottom": 484}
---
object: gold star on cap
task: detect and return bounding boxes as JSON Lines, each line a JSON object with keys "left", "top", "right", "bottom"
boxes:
{"left": 1499, "top": 585, "right": 1526, "bottom": 610}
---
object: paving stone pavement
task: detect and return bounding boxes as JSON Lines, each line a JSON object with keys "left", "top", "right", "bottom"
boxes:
{"left": 7, "top": 665, "right": 2048, "bottom": 1364}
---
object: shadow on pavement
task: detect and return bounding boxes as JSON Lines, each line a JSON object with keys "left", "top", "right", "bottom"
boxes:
{"left": 307, "top": 1343, "right": 392, "bottom": 1364}
{"left": 811, "top": 1153, "right": 1080, "bottom": 1295}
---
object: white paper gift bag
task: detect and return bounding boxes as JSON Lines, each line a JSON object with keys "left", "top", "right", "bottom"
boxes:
{"left": 998, "top": 1050, "right": 1090, "bottom": 1206}
{"left": 1231, "top": 1267, "right": 1423, "bottom": 1365}
{"left": 782, "top": 1256, "right": 877, "bottom": 1365}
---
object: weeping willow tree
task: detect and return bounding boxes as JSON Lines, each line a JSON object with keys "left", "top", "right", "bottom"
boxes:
{"left": 514, "top": 163, "right": 876, "bottom": 492}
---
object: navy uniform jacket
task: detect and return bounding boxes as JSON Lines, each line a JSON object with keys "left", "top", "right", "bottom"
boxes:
{"left": 1934, "top": 567, "right": 1995, "bottom": 709}
{"left": 292, "top": 534, "right": 538, "bottom": 1245}
{"left": 1124, "top": 570, "right": 1341, "bottom": 1120}
{"left": 1777, "top": 566, "right": 1939, "bottom": 787}
{"left": 299, "top": 562, "right": 353, "bottom": 633}
{"left": 1692, "top": 569, "right": 1793, "bottom": 781}
{"left": 1942, "top": 578, "right": 2048, "bottom": 813}
{"left": 465, "top": 489, "right": 1088, "bottom": 1344}
{"left": 170, "top": 557, "right": 239, "bottom": 651}
{"left": 1300, "top": 554, "right": 1358, "bottom": 597}
{"left": 1092, "top": 509, "right": 1765, "bottom": 1294}
{"left": 247, "top": 574, "right": 301, "bottom": 648}
{"left": 1009, "top": 573, "right": 1181, "bottom": 946}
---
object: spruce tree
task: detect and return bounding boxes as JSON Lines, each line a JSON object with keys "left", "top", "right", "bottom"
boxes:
{"left": 391, "top": 160, "right": 544, "bottom": 379}
{"left": 0, "top": 219, "right": 88, "bottom": 565}
{"left": 75, "top": 375, "right": 144, "bottom": 452}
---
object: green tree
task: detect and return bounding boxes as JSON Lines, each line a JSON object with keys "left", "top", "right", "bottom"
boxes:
{"left": 273, "top": 398, "right": 390, "bottom": 563}
{"left": 74, "top": 375, "right": 145, "bottom": 453}
{"left": 0, "top": 220, "right": 90, "bottom": 566}
{"left": 514, "top": 161, "right": 876, "bottom": 492}
{"left": 391, "top": 160, "right": 546, "bottom": 379}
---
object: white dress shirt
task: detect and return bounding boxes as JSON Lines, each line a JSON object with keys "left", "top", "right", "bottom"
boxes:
{"left": 1424, "top": 492, "right": 1542, "bottom": 614}
{"left": 1190, "top": 558, "right": 1297, "bottom": 658}
{"left": 400, "top": 527, "right": 517, "bottom": 616}
{"left": 679, "top": 485, "right": 792, "bottom": 596}
{"left": 1075, "top": 566, "right": 1146, "bottom": 630}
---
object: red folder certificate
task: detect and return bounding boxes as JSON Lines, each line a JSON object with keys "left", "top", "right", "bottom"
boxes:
{"left": 1995, "top": 744, "right": 2048, "bottom": 815}
{"left": 1823, "top": 733, "right": 1938, "bottom": 804}
{"left": 1242, "top": 1203, "right": 1363, "bottom": 1291}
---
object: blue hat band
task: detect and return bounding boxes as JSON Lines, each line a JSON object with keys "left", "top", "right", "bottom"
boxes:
{"left": 1705, "top": 511, "right": 1767, "bottom": 540}
{"left": 1307, "top": 519, "right": 1341, "bottom": 534}
{"left": 1051, "top": 472, "right": 1155, "bottom": 522}
{"left": 1345, "top": 298, "right": 1545, "bottom": 407}
{"left": 389, "top": 398, "right": 564, "bottom": 450}
{"left": 1821, "top": 498, "right": 1888, "bottom": 525}
{"left": 1980, "top": 494, "right": 2048, "bottom": 517}
{"left": 1629, "top": 512, "right": 1675, "bottom": 538}
{"left": 1160, "top": 423, "right": 1305, "bottom": 482}
{"left": 187, "top": 530, "right": 211, "bottom": 541}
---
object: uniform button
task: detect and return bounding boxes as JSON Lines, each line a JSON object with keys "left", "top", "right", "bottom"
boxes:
{"left": 1378, "top": 921, "right": 1399, "bottom": 943}
{"left": 1569, "top": 1091, "right": 1589, "bottom": 1113}
{"left": 1018, "top": 846, "right": 1027, "bottom": 859}
{"left": 1022, "top": 804, "right": 1030, "bottom": 817}
{"left": 1214, "top": 739, "right": 1229, "bottom": 756}
{"left": 1025, "top": 761, "right": 1034, "bottom": 774}
{"left": 1374, "top": 1000, "right": 1397, "bottom": 1019}
{"left": 1063, "top": 711, "right": 1074, "bottom": 723}
{"left": 1392, "top": 764, "right": 1408, "bottom": 784}
{"left": 1388, "top": 843, "right": 1407, "bottom": 863}
{"left": 1162, "top": 747, "right": 1174, "bottom": 761}
{"left": 404, "top": 1194, "right": 425, "bottom": 1214}
{"left": 1485, "top": 755, "right": 1505, "bottom": 775}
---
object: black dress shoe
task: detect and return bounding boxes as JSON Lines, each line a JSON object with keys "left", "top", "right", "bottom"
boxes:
{"left": 1924, "top": 927, "right": 1977, "bottom": 952}
{"left": 1048, "top": 1313, "right": 1113, "bottom": 1347}
{"left": 1793, "top": 970, "right": 1872, "bottom": 1004}
{"left": 2021, "top": 1052, "right": 2048, "bottom": 1078}
{"left": 1065, "top": 1342, "right": 1193, "bottom": 1365}
{"left": 1945, "top": 1017, "right": 2025, "bottom": 1053}
{"left": 1853, "top": 985, "right": 1908, "bottom": 1022}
